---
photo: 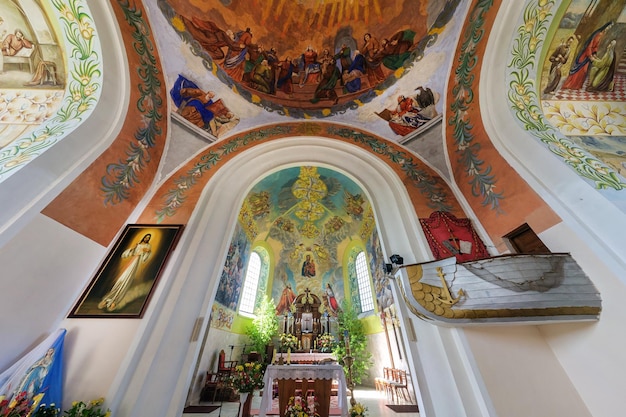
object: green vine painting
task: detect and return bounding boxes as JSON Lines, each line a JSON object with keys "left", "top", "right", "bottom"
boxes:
{"left": 507, "top": 0, "right": 625, "bottom": 190}
{"left": 0, "top": 0, "right": 102, "bottom": 181}
{"left": 154, "top": 123, "right": 453, "bottom": 222}
{"left": 101, "top": 0, "right": 164, "bottom": 205}
{"left": 448, "top": 0, "right": 504, "bottom": 212}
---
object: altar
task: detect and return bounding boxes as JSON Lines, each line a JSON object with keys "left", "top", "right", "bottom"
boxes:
{"left": 258, "top": 364, "right": 349, "bottom": 417}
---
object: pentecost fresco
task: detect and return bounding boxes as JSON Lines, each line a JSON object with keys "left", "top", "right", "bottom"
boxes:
{"left": 162, "top": 0, "right": 461, "bottom": 116}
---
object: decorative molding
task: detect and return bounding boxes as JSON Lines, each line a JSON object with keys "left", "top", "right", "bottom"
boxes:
{"left": 448, "top": 0, "right": 504, "bottom": 212}
{"left": 152, "top": 123, "right": 454, "bottom": 223}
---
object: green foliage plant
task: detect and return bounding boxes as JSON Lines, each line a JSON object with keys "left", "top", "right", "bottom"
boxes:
{"left": 332, "top": 300, "right": 373, "bottom": 385}
{"left": 246, "top": 295, "right": 279, "bottom": 358}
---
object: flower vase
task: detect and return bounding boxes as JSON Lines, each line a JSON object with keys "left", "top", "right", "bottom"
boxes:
{"left": 238, "top": 391, "right": 253, "bottom": 417}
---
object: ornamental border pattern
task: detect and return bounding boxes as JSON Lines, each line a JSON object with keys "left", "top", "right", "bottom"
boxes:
{"left": 448, "top": 0, "right": 504, "bottom": 212}
{"left": 506, "top": 0, "right": 625, "bottom": 190}
{"left": 100, "top": 0, "right": 165, "bottom": 205}
{"left": 153, "top": 123, "right": 454, "bottom": 223}
{"left": 0, "top": 0, "right": 102, "bottom": 181}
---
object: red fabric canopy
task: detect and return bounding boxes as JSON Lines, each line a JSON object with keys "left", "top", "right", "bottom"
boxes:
{"left": 419, "top": 211, "right": 490, "bottom": 262}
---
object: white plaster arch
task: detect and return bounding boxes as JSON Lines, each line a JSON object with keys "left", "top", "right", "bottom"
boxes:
{"left": 0, "top": 0, "right": 128, "bottom": 247}
{"left": 108, "top": 136, "right": 481, "bottom": 417}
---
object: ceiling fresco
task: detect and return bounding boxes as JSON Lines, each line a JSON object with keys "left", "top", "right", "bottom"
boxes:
{"left": 0, "top": 0, "right": 101, "bottom": 181}
{"left": 537, "top": 0, "right": 626, "bottom": 184}
{"left": 160, "top": 0, "right": 461, "bottom": 118}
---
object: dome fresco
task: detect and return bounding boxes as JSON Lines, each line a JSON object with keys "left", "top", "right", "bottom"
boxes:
{"left": 160, "top": 0, "right": 462, "bottom": 117}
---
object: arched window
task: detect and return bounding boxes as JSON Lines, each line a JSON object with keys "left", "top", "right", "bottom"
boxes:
{"left": 355, "top": 251, "right": 375, "bottom": 313}
{"left": 239, "top": 252, "right": 262, "bottom": 315}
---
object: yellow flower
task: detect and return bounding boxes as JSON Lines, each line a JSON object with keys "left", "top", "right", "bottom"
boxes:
{"left": 79, "top": 74, "right": 91, "bottom": 86}
{"left": 59, "top": 5, "right": 75, "bottom": 21}
{"left": 90, "top": 397, "right": 104, "bottom": 406}
{"left": 79, "top": 18, "right": 95, "bottom": 40}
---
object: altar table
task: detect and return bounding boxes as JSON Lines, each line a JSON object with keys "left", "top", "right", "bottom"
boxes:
{"left": 259, "top": 364, "right": 349, "bottom": 417}
{"left": 278, "top": 352, "right": 335, "bottom": 364}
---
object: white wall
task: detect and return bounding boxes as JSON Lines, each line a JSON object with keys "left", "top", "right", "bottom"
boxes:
{"left": 475, "top": 3, "right": 626, "bottom": 416}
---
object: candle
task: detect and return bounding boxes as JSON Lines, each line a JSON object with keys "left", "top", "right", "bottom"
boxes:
{"left": 287, "top": 348, "right": 291, "bottom": 364}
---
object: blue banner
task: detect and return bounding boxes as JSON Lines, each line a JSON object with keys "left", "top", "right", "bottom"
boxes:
{"left": 0, "top": 328, "right": 66, "bottom": 412}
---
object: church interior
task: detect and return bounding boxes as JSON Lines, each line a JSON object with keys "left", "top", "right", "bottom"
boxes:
{"left": 1, "top": 1, "right": 626, "bottom": 416}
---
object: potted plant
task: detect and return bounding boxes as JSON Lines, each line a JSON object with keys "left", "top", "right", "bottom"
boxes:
{"left": 333, "top": 300, "right": 373, "bottom": 385}
{"left": 246, "top": 296, "right": 279, "bottom": 361}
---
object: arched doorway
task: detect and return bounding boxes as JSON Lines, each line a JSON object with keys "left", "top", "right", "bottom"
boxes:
{"left": 111, "top": 136, "right": 435, "bottom": 416}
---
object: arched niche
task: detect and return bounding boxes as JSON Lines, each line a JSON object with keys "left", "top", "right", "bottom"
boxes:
{"left": 109, "top": 136, "right": 441, "bottom": 416}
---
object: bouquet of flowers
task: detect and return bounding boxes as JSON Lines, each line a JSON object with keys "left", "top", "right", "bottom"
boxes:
{"left": 0, "top": 392, "right": 33, "bottom": 417}
{"left": 316, "top": 334, "right": 335, "bottom": 353}
{"left": 0, "top": 393, "right": 109, "bottom": 417}
{"left": 279, "top": 333, "right": 298, "bottom": 352}
{"left": 62, "top": 398, "right": 110, "bottom": 417}
{"left": 284, "top": 396, "right": 319, "bottom": 417}
{"left": 229, "top": 362, "right": 265, "bottom": 393}
{"left": 32, "top": 403, "right": 60, "bottom": 417}
{"left": 349, "top": 402, "right": 368, "bottom": 417}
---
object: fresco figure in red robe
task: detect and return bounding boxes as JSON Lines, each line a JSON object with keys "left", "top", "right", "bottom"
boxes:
{"left": 561, "top": 22, "right": 613, "bottom": 90}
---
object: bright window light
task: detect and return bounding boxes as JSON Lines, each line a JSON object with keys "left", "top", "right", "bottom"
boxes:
{"left": 239, "top": 252, "right": 261, "bottom": 315}
{"left": 355, "top": 251, "right": 374, "bottom": 313}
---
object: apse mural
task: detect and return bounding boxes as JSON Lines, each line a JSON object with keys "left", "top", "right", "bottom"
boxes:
{"left": 0, "top": 0, "right": 101, "bottom": 181}
{"left": 367, "top": 228, "right": 393, "bottom": 311}
{"left": 210, "top": 165, "right": 386, "bottom": 327}
{"left": 214, "top": 223, "right": 251, "bottom": 311}
{"left": 159, "top": 0, "right": 462, "bottom": 118}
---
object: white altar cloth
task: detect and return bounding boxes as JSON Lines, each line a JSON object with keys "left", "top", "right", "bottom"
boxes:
{"left": 279, "top": 352, "right": 335, "bottom": 363}
{"left": 259, "top": 364, "right": 349, "bottom": 417}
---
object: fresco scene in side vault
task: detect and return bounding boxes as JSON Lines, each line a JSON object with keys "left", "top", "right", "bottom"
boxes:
{"left": 0, "top": 0, "right": 66, "bottom": 149}
{"left": 211, "top": 166, "right": 390, "bottom": 331}
{"left": 157, "top": 0, "right": 464, "bottom": 141}
{"left": 538, "top": 0, "right": 626, "bottom": 183}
